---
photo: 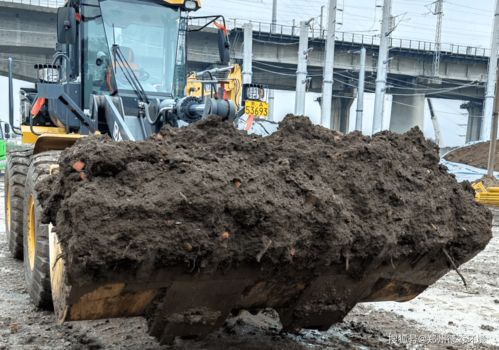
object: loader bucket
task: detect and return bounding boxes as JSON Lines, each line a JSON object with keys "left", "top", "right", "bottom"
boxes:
{"left": 40, "top": 116, "right": 492, "bottom": 344}
{"left": 50, "top": 228, "right": 477, "bottom": 343}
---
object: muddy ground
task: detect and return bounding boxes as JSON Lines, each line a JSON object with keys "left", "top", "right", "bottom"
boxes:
{"left": 444, "top": 141, "right": 499, "bottom": 170}
{"left": 1, "top": 178, "right": 499, "bottom": 349}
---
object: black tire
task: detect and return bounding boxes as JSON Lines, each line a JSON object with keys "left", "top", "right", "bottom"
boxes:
{"left": 23, "top": 151, "right": 61, "bottom": 309}
{"left": 4, "top": 147, "right": 33, "bottom": 259}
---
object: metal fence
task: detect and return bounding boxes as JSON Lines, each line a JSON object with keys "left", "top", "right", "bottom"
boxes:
{"left": 190, "top": 17, "right": 490, "bottom": 58}
{"left": 0, "top": 0, "right": 65, "bottom": 7}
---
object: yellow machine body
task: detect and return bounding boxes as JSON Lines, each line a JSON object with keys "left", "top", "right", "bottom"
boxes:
{"left": 185, "top": 64, "right": 243, "bottom": 110}
{"left": 21, "top": 125, "right": 82, "bottom": 155}
{"left": 21, "top": 125, "right": 67, "bottom": 145}
{"left": 163, "top": 0, "right": 201, "bottom": 10}
{"left": 472, "top": 181, "right": 499, "bottom": 206}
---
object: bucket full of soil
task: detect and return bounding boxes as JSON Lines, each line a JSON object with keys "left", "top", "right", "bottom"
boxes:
{"left": 37, "top": 115, "right": 492, "bottom": 344}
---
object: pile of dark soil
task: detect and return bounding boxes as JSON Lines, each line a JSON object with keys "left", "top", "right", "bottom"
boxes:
{"left": 444, "top": 141, "right": 499, "bottom": 171}
{"left": 39, "top": 115, "right": 491, "bottom": 281}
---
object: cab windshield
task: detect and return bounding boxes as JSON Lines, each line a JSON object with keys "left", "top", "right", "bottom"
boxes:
{"left": 100, "top": 0, "right": 181, "bottom": 95}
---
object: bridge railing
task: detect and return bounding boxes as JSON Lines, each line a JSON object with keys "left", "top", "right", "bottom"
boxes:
{"left": 0, "top": 0, "right": 65, "bottom": 7}
{"left": 189, "top": 17, "right": 490, "bottom": 58}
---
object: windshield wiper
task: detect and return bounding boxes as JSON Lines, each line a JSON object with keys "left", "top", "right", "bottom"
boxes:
{"left": 111, "top": 44, "right": 150, "bottom": 104}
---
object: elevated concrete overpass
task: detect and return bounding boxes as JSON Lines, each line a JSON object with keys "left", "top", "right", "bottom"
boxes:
{"left": 0, "top": 1, "right": 491, "bottom": 138}
{"left": 188, "top": 22, "right": 489, "bottom": 137}
{"left": 0, "top": 2, "right": 56, "bottom": 80}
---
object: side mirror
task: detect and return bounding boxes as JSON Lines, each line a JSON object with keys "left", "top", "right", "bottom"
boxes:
{"left": 4, "top": 124, "right": 10, "bottom": 139}
{"left": 57, "top": 7, "right": 77, "bottom": 45}
{"left": 217, "top": 29, "right": 230, "bottom": 65}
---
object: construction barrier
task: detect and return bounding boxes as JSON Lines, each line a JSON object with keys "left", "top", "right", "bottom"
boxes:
{"left": 472, "top": 182, "right": 499, "bottom": 206}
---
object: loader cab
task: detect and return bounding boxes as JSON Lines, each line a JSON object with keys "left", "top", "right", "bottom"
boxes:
{"left": 79, "top": 0, "right": 189, "bottom": 109}
{"left": 22, "top": 0, "right": 234, "bottom": 144}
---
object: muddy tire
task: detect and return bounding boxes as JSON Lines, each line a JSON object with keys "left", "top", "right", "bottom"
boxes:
{"left": 4, "top": 147, "right": 33, "bottom": 259}
{"left": 23, "top": 151, "right": 61, "bottom": 309}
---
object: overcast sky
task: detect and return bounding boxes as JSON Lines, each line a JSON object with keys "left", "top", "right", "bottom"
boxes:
{"left": 200, "top": 0, "right": 494, "bottom": 49}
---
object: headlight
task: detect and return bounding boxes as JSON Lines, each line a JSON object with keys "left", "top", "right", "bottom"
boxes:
{"left": 184, "top": 0, "right": 197, "bottom": 10}
{"left": 37, "top": 67, "right": 60, "bottom": 83}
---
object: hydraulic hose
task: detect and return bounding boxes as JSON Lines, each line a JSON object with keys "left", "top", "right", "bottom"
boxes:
{"left": 145, "top": 105, "right": 161, "bottom": 125}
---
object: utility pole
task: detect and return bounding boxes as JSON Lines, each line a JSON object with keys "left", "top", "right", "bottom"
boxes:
{"left": 268, "top": 90, "right": 275, "bottom": 121}
{"left": 427, "top": 99, "right": 442, "bottom": 146}
{"left": 432, "top": 0, "right": 444, "bottom": 77}
{"left": 295, "top": 21, "right": 309, "bottom": 115}
{"left": 356, "top": 47, "right": 366, "bottom": 132}
{"left": 372, "top": 0, "right": 392, "bottom": 134}
{"left": 482, "top": 0, "right": 499, "bottom": 141}
{"left": 242, "top": 23, "right": 253, "bottom": 85}
{"left": 487, "top": 67, "right": 499, "bottom": 177}
{"left": 269, "top": 0, "right": 277, "bottom": 120}
{"left": 272, "top": 0, "right": 277, "bottom": 33}
{"left": 8, "top": 57, "right": 14, "bottom": 129}
{"left": 320, "top": 5, "right": 325, "bottom": 38}
{"left": 320, "top": 0, "right": 337, "bottom": 128}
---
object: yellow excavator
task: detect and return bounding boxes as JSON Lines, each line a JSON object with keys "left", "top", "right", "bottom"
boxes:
{"left": 185, "top": 65, "right": 243, "bottom": 107}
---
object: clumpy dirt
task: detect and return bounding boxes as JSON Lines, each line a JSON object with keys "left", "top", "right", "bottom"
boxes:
{"left": 37, "top": 115, "right": 493, "bottom": 342}
{"left": 479, "top": 176, "right": 499, "bottom": 188}
{"left": 444, "top": 141, "right": 499, "bottom": 170}
{"left": 40, "top": 116, "right": 491, "bottom": 275}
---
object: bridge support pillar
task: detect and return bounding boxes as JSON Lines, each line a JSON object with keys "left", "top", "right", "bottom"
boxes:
{"left": 389, "top": 92, "right": 425, "bottom": 133}
{"left": 330, "top": 94, "right": 354, "bottom": 133}
{"left": 461, "top": 101, "right": 483, "bottom": 143}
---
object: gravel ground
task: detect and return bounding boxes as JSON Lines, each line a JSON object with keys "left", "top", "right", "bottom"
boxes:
{"left": 0, "top": 179, "right": 498, "bottom": 349}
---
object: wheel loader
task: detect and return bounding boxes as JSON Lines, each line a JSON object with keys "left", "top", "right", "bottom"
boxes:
{"left": 3, "top": 0, "right": 264, "bottom": 323}
{"left": 2, "top": 0, "right": 492, "bottom": 345}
